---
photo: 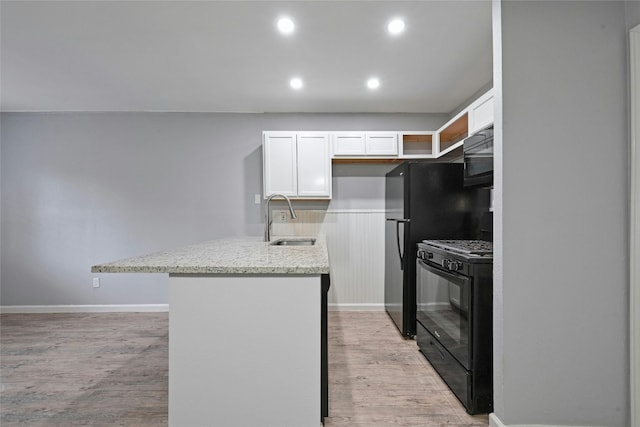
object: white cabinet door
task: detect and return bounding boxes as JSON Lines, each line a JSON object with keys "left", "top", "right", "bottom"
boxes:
{"left": 333, "top": 132, "right": 366, "bottom": 156}
{"left": 263, "top": 132, "right": 297, "bottom": 197}
{"left": 297, "top": 133, "right": 331, "bottom": 198}
{"left": 468, "top": 91, "right": 494, "bottom": 135}
{"left": 263, "top": 131, "right": 331, "bottom": 199}
{"left": 365, "top": 132, "right": 398, "bottom": 155}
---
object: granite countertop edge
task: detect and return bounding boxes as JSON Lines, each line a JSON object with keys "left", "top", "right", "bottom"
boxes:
{"left": 91, "top": 236, "right": 330, "bottom": 275}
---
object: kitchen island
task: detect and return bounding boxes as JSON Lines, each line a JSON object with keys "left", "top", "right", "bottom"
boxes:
{"left": 92, "top": 236, "right": 330, "bottom": 427}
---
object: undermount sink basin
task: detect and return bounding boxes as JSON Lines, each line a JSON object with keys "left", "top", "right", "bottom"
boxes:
{"left": 269, "top": 238, "right": 317, "bottom": 246}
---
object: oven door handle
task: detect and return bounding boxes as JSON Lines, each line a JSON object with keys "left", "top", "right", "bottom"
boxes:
{"left": 418, "top": 258, "right": 467, "bottom": 282}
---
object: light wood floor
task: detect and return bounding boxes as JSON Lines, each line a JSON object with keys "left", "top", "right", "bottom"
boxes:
{"left": 326, "top": 312, "right": 487, "bottom": 427}
{"left": 1, "top": 311, "right": 488, "bottom": 426}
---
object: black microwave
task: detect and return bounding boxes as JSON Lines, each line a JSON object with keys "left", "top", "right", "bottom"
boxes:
{"left": 463, "top": 126, "right": 494, "bottom": 187}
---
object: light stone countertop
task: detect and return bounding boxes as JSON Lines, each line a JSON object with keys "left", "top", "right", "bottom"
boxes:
{"left": 91, "top": 236, "right": 329, "bottom": 275}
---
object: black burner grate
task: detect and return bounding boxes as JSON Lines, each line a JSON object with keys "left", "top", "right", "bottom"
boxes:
{"left": 421, "top": 239, "right": 493, "bottom": 256}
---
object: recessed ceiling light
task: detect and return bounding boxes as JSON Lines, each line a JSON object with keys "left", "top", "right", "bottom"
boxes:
{"left": 367, "top": 77, "right": 380, "bottom": 90}
{"left": 277, "top": 17, "right": 295, "bottom": 35}
{"left": 290, "top": 77, "right": 303, "bottom": 90}
{"left": 387, "top": 18, "right": 405, "bottom": 35}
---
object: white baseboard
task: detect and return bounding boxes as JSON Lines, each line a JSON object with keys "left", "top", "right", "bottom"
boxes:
{"left": 328, "top": 303, "right": 385, "bottom": 311}
{"left": 3, "top": 304, "right": 381, "bottom": 314}
{"left": 489, "top": 413, "right": 608, "bottom": 427}
{"left": 0, "top": 304, "right": 169, "bottom": 314}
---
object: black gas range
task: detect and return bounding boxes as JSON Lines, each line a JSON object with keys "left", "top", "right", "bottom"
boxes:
{"left": 418, "top": 240, "right": 493, "bottom": 275}
{"left": 415, "top": 239, "right": 493, "bottom": 414}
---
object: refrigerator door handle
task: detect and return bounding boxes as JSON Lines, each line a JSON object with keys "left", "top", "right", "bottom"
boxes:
{"left": 393, "top": 219, "right": 410, "bottom": 270}
{"left": 396, "top": 221, "right": 403, "bottom": 270}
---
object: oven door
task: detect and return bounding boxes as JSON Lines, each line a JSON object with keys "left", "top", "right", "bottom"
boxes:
{"left": 416, "top": 258, "right": 471, "bottom": 369}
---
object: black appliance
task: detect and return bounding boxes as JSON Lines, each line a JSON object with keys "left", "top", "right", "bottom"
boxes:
{"left": 416, "top": 239, "right": 493, "bottom": 414}
{"left": 385, "top": 162, "right": 477, "bottom": 337}
{"left": 463, "top": 126, "right": 494, "bottom": 187}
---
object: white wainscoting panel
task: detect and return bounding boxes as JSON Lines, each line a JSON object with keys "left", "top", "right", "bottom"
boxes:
{"left": 254, "top": 208, "right": 387, "bottom": 310}
{"left": 322, "top": 210, "right": 386, "bottom": 310}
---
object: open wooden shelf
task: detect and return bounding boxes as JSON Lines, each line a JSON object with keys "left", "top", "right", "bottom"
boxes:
{"left": 401, "top": 133, "right": 434, "bottom": 156}
{"left": 439, "top": 113, "right": 468, "bottom": 152}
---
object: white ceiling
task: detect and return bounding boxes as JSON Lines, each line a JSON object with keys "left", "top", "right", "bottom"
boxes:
{"left": 0, "top": 1, "right": 493, "bottom": 113}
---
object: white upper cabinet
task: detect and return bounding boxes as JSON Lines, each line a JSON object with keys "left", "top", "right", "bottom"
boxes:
{"left": 365, "top": 132, "right": 398, "bottom": 155}
{"left": 467, "top": 89, "right": 494, "bottom": 135}
{"left": 332, "top": 132, "right": 366, "bottom": 155}
{"left": 262, "top": 89, "right": 491, "bottom": 180}
{"left": 332, "top": 131, "right": 398, "bottom": 157}
{"left": 263, "top": 132, "right": 297, "bottom": 197}
{"left": 296, "top": 133, "right": 331, "bottom": 198}
{"left": 263, "top": 132, "right": 331, "bottom": 199}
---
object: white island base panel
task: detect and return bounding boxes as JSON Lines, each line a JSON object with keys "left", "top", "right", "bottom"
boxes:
{"left": 168, "top": 274, "right": 321, "bottom": 427}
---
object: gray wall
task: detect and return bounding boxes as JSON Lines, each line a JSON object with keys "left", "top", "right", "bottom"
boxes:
{"left": 494, "top": 1, "right": 634, "bottom": 425}
{"left": 0, "top": 112, "right": 446, "bottom": 306}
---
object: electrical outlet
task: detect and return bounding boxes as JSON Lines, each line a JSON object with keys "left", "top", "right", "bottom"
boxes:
{"left": 278, "top": 211, "right": 288, "bottom": 223}
{"left": 254, "top": 194, "right": 261, "bottom": 204}
{"left": 92, "top": 277, "right": 100, "bottom": 288}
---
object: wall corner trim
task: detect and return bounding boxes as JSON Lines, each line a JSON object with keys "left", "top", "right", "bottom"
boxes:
{"left": 630, "top": 22, "right": 640, "bottom": 427}
{"left": 489, "top": 414, "right": 506, "bottom": 427}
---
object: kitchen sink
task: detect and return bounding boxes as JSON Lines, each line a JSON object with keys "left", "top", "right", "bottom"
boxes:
{"left": 269, "top": 238, "right": 316, "bottom": 246}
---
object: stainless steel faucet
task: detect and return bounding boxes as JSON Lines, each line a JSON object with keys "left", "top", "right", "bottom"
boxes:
{"left": 264, "top": 193, "right": 297, "bottom": 242}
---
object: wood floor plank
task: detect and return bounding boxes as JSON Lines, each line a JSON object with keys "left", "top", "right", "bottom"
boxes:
{"left": 1, "top": 311, "right": 488, "bottom": 426}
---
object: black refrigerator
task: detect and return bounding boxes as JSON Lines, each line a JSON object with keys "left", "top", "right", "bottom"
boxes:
{"left": 385, "top": 162, "right": 480, "bottom": 337}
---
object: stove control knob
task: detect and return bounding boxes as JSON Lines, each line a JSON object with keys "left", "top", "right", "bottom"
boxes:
{"left": 444, "top": 260, "right": 463, "bottom": 271}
